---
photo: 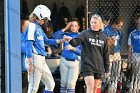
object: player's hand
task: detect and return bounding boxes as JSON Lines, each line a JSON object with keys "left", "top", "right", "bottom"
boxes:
{"left": 62, "top": 22, "right": 71, "bottom": 32}
{"left": 27, "top": 58, "right": 34, "bottom": 74}
{"left": 63, "top": 35, "right": 72, "bottom": 42}
{"left": 28, "top": 64, "right": 34, "bottom": 74}
{"left": 65, "top": 45, "right": 72, "bottom": 50}
{"left": 65, "top": 45, "right": 76, "bottom": 51}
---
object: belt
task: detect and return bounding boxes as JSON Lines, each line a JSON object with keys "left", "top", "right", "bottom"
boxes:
{"left": 65, "top": 58, "right": 75, "bottom": 61}
{"left": 34, "top": 53, "right": 44, "bottom": 56}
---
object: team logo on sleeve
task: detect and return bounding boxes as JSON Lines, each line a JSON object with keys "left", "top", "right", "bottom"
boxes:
{"left": 37, "top": 36, "right": 43, "bottom": 40}
{"left": 134, "top": 35, "right": 140, "bottom": 39}
{"left": 36, "top": 31, "right": 43, "bottom": 40}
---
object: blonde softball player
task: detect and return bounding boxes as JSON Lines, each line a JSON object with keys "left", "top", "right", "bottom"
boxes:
{"left": 25, "top": 5, "right": 63, "bottom": 93}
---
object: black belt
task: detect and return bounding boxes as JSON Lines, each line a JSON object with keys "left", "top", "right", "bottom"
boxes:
{"left": 34, "top": 53, "right": 44, "bottom": 56}
{"left": 65, "top": 58, "right": 75, "bottom": 61}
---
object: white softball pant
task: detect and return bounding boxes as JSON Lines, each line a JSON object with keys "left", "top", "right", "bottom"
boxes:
{"left": 60, "top": 57, "right": 80, "bottom": 89}
{"left": 129, "top": 53, "right": 140, "bottom": 93}
{"left": 26, "top": 54, "right": 55, "bottom": 93}
{"left": 108, "top": 52, "right": 122, "bottom": 93}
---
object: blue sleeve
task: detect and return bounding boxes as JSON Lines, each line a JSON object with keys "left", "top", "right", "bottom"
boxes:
{"left": 104, "top": 26, "right": 114, "bottom": 37}
{"left": 64, "top": 42, "right": 81, "bottom": 55}
{"left": 73, "top": 46, "right": 81, "bottom": 55}
{"left": 103, "top": 29, "right": 108, "bottom": 36}
{"left": 21, "top": 46, "right": 26, "bottom": 53}
{"left": 119, "top": 31, "right": 123, "bottom": 45}
{"left": 128, "top": 33, "right": 132, "bottom": 45}
{"left": 21, "top": 33, "right": 26, "bottom": 53}
{"left": 103, "top": 27, "right": 109, "bottom": 36}
{"left": 52, "top": 29, "right": 63, "bottom": 39}
{"left": 44, "top": 33, "right": 57, "bottom": 45}
{"left": 26, "top": 40, "right": 33, "bottom": 58}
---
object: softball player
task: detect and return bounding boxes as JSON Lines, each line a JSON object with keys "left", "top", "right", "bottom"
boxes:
{"left": 103, "top": 17, "right": 123, "bottom": 93}
{"left": 25, "top": 5, "right": 63, "bottom": 93}
{"left": 52, "top": 18, "right": 81, "bottom": 93}
{"left": 128, "top": 16, "right": 140, "bottom": 93}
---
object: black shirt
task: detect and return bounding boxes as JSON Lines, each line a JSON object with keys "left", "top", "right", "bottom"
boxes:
{"left": 69, "top": 29, "right": 109, "bottom": 74}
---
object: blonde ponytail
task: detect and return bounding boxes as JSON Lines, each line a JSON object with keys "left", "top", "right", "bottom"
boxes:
{"left": 29, "top": 12, "right": 38, "bottom": 22}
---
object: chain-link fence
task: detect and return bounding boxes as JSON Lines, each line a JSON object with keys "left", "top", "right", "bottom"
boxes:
{"left": 6, "top": 0, "right": 139, "bottom": 93}
{"left": 89, "top": 0, "right": 140, "bottom": 93}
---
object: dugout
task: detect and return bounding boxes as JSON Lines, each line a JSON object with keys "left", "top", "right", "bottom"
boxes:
{"left": 20, "top": 0, "right": 87, "bottom": 93}
{"left": 21, "top": 0, "right": 140, "bottom": 56}
{"left": 21, "top": 0, "right": 87, "bottom": 32}
{"left": 0, "top": 0, "right": 140, "bottom": 93}
{"left": 20, "top": 0, "right": 140, "bottom": 93}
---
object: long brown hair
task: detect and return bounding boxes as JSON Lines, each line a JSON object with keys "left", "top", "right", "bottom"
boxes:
{"left": 110, "top": 17, "right": 123, "bottom": 25}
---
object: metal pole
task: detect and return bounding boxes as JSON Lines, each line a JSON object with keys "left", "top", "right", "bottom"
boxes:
{"left": 86, "top": 0, "right": 88, "bottom": 30}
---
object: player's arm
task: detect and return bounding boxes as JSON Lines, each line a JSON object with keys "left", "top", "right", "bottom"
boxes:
{"left": 107, "top": 37, "right": 115, "bottom": 46}
{"left": 128, "top": 45, "right": 132, "bottom": 60}
{"left": 44, "top": 33, "right": 64, "bottom": 45}
{"left": 52, "top": 22, "right": 71, "bottom": 39}
{"left": 25, "top": 23, "right": 35, "bottom": 73}
{"left": 128, "top": 33, "right": 132, "bottom": 61}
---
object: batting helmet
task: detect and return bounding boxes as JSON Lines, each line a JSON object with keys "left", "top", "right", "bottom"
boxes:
{"left": 33, "top": 5, "right": 51, "bottom": 20}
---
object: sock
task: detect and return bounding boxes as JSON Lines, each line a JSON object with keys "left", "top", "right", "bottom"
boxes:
{"left": 43, "top": 90, "right": 53, "bottom": 93}
{"left": 67, "top": 89, "right": 75, "bottom": 93}
{"left": 60, "top": 87, "right": 67, "bottom": 93}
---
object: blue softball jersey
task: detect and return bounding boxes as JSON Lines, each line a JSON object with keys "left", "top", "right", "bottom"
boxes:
{"left": 21, "top": 31, "right": 27, "bottom": 72}
{"left": 128, "top": 29, "right": 140, "bottom": 53}
{"left": 52, "top": 30, "right": 81, "bottom": 60}
{"left": 25, "top": 21, "right": 58, "bottom": 58}
{"left": 21, "top": 31, "right": 26, "bottom": 53}
{"left": 104, "top": 25, "right": 123, "bottom": 53}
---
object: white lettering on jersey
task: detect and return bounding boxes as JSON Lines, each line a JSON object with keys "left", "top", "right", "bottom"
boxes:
{"left": 134, "top": 35, "right": 140, "bottom": 39}
{"left": 89, "top": 38, "right": 104, "bottom": 46}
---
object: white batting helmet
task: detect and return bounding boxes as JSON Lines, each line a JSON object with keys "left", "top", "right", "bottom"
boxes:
{"left": 33, "top": 5, "right": 51, "bottom": 20}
